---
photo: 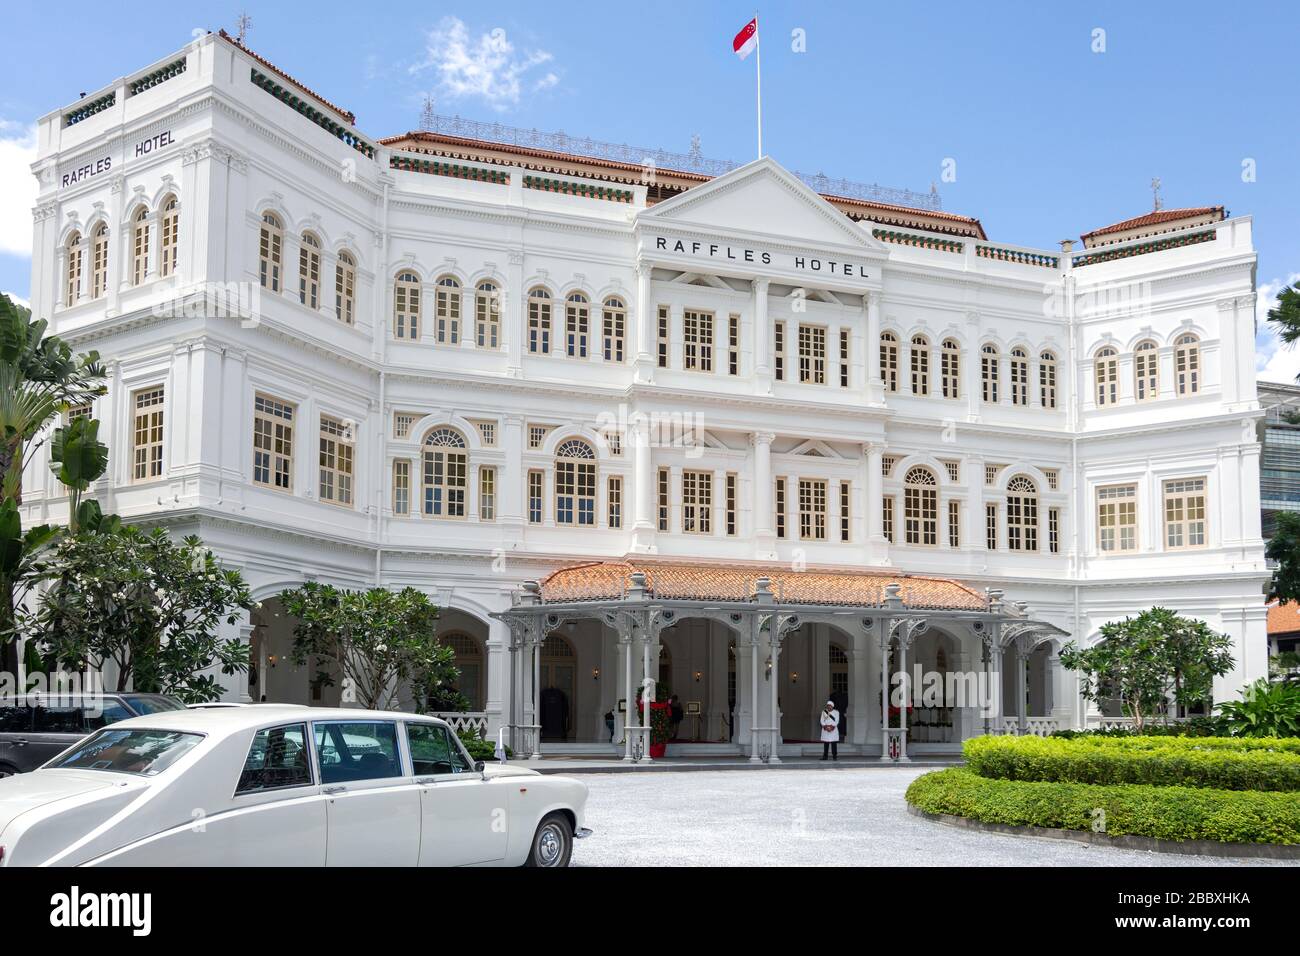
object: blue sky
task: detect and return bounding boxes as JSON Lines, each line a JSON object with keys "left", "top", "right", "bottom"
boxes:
{"left": 3, "top": 1, "right": 1297, "bottom": 377}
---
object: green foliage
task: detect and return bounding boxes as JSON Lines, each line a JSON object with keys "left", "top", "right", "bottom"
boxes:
{"left": 279, "top": 583, "right": 448, "bottom": 711}
{"left": 1267, "top": 513, "right": 1300, "bottom": 604}
{"left": 28, "top": 526, "right": 254, "bottom": 702}
{"left": 1217, "top": 679, "right": 1300, "bottom": 738}
{"left": 905, "top": 767, "right": 1300, "bottom": 845}
{"left": 1266, "top": 279, "right": 1300, "bottom": 349}
{"left": 1059, "top": 608, "right": 1234, "bottom": 730}
{"left": 1051, "top": 717, "right": 1224, "bottom": 738}
{"left": 457, "top": 726, "right": 511, "bottom": 760}
{"left": 963, "top": 734, "right": 1300, "bottom": 791}
{"left": 48, "top": 415, "right": 109, "bottom": 531}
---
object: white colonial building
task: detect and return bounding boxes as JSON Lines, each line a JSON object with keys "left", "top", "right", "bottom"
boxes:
{"left": 20, "top": 31, "right": 1269, "bottom": 758}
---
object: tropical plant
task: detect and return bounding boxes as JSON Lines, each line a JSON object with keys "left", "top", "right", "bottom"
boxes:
{"left": 1217, "top": 678, "right": 1300, "bottom": 738}
{"left": 47, "top": 415, "right": 109, "bottom": 531}
{"left": 28, "top": 527, "right": 254, "bottom": 702}
{"left": 1266, "top": 278, "right": 1300, "bottom": 351}
{"left": 1268, "top": 511, "right": 1300, "bottom": 605}
{"left": 278, "top": 583, "right": 449, "bottom": 710}
{"left": 1059, "top": 608, "right": 1235, "bottom": 731}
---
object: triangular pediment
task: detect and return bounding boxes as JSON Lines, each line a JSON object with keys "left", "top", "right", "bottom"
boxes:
{"left": 639, "top": 157, "right": 882, "bottom": 252}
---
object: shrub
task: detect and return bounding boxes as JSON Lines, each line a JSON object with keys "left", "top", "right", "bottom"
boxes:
{"left": 906, "top": 768, "right": 1300, "bottom": 845}
{"left": 1051, "top": 717, "right": 1224, "bottom": 739}
{"left": 1217, "top": 679, "right": 1300, "bottom": 737}
{"left": 963, "top": 734, "right": 1300, "bottom": 791}
{"left": 457, "top": 726, "right": 511, "bottom": 761}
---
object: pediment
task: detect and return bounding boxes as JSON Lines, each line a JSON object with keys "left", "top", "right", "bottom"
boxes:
{"left": 639, "top": 157, "right": 881, "bottom": 253}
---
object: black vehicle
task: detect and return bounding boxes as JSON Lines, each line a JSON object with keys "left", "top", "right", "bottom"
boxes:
{"left": 0, "top": 693, "right": 187, "bottom": 777}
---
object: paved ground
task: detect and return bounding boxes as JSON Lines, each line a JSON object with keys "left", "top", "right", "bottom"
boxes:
{"left": 571, "top": 766, "right": 1298, "bottom": 867}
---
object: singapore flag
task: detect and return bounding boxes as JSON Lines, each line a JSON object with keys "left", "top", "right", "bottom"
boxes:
{"left": 733, "top": 17, "right": 758, "bottom": 59}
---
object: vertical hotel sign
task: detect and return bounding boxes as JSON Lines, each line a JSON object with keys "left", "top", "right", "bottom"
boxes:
{"left": 60, "top": 130, "right": 176, "bottom": 188}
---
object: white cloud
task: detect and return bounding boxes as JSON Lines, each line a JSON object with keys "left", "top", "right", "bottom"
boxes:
{"left": 2, "top": 291, "right": 29, "bottom": 310}
{"left": 412, "top": 18, "right": 559, "bottom": 112}
{"left": 0, "top": 120, "right": 38, "bottom": 257}
{"left": 1256, "top": 272, "right": 1300, "bottom": 385}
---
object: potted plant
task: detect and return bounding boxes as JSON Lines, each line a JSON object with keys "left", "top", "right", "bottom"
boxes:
{"left": 637, "top": 684, "right": 673, "bottom": 758}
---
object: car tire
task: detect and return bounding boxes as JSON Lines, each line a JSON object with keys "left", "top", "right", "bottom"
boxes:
{"left": 0, "top": 763, "right": 18, "bottom": 779}
{"left": 525, "top": 812, "right": 573, "bottom": 868}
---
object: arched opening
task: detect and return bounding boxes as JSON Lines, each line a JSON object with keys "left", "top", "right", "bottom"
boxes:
{"left": 248, "top": 594, "right": 342, "bottom": 707}
{"left": 539, "top": 633, "right": 577, "bottom": 742}
{"left": 655, "top": 617, "right": 742, "bottom": 746}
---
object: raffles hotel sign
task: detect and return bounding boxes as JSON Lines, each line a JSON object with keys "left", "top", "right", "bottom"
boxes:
{"left": 650, "top": 235, "right": 871, "bottom": 280}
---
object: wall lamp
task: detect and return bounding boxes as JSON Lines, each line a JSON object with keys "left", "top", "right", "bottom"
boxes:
{"left": 591, "top": 667, "right": 600, "bottom": 681}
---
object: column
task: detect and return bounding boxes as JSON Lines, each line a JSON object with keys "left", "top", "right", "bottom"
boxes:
{"left": 631, "top": 415, "right": 656, "bottom": 553}
{"left": 768, "top": 628, "right": 783, "bottom": 763}
{"left": 506, "top": 250, "right": 524, "bottom": 376}
{"left": 620, "top": 629, "right": 635, "bottom": 761}
{"left": 964, "top": 454, "right": 984, "bottom": 552}
{"left": 753, "top": 277, "right": 772, "bottom": 394}
{"left": 1015, "top": 645, "right": 1028, "bottom": 733}
{"left": 485, "top": 618, "right": 508, "bottom": 741}
{"left": 634, "top": 263, "right": 654, "bottom": 383}
{"left": 752, "top": 431, "right": 776, "bottom": 559}
{"left": 641, "top": 628, "right": 655, "bottom": 762}
{"left": 896, "top": 637, "right": 910, "bottom": 761}
{"left": 749, "top": 616, "right": 762, "bottom": 763}
{"left": 865, "top": 444, "right": 887, "bottom": 563}
{"left": 865, "top": 291, "right": 883, "bottom": 404}
{"left": 879, "top": 633, "right": 891, "bottom": 759}
{"left": 529, "top": 637, "right": 542, "bottom": 760}
{"left": 849, "top": 639, "right": 870, "bottom": 747}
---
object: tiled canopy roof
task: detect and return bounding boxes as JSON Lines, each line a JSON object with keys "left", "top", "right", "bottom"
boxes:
{"left": 537, "top": 560, "right": 988, "bottom": 611}
{"left": 217, "top": 30, "right": 357, "bottom": 124}
{"left": 1081, "top": 206, "right": 1224, "bottom": 241}
{"left": 1267, "top": 600, "right": 1300, "bottom": 636}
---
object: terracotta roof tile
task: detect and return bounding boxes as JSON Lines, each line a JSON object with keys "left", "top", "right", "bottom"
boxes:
{"left": 218, "top": 30, "right": 357, "bottom": 125}
{"left": 1081, "top": 206, "right": 1224, "bottom": 241}
{"left": 1267, "top": 600, "right": 1300, "bottom": 636}
{"left": 538, "top": 560, "right": 987, "bottom": 611}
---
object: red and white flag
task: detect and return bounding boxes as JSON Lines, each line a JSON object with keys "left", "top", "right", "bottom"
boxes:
{"left": 733, "top": 17, "right": 758, "bottom": 59}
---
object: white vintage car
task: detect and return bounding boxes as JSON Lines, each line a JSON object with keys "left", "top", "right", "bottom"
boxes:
{"left": 0, "top": 705, "right": 590, "bottom": 867}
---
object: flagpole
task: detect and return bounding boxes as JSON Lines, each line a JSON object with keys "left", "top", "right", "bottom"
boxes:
{"left": 755, "top": 13, "right": 763, "bottom": 158}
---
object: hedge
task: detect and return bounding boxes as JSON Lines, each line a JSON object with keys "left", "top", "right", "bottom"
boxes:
{"left": 906, "top": 768, "right": 1300, "bottom": 845}
{"left": 1033, "top": 735, "right": 1300, "bottom": 755}
{"left": 963, "top": 735, "right": 1300, "bottom": 791}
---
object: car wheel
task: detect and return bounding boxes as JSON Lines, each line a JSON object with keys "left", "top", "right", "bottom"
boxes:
{"left": 0, "top": 764, "right": 17, "bottom": 779}
{"left": 525, "top": 813, "right": 573, "bottom": 868}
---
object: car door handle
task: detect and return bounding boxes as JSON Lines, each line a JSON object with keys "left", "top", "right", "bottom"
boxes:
{"left": 11, "top": 739, "right": 27, "bottom": 747}
{"left": 414, "top": 776, "right": 438, "bottom": 785}
{"left": 322, "top": 785, "right": 347, "bottom": 795}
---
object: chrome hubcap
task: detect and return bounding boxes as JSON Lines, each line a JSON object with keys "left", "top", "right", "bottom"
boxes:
{"left": 537, "top": 825, "right": 564, "bottom": 866}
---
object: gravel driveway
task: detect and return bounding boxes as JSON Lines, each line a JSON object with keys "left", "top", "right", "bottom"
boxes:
{"left": 571, "top": 767, "right": 1298, "bottom": 867}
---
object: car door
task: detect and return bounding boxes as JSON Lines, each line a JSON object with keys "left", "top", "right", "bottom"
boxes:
{"left": 313, "top": 720, "right": 421, "bottom": 866}
{"left": 0, "top": 703, "right": 34, "bottom": 775}
{"left": 407, "top": 722, "right": 507, "bottom": 866}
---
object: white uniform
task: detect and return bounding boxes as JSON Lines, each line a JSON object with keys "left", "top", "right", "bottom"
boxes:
{"left": 819, "top": 708, "right": 840, "bottom": 742}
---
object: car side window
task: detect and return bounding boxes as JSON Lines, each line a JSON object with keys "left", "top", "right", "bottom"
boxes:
{"left": 407, "top": 723, "right": 472, "bottom": 776}
{"left": 236, "top": 723, "right": 312, "bottom": 794}
{"left": 84, "top": 700, "right": 133, "bottom": 730}
{"left": 313, "top": 721, "right": 402, "bottom": 785}
{"left": 32, "top": 705, "right": 85, "bottom": 733}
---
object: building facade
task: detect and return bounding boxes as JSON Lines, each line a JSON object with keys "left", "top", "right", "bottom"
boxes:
{"left": 22, "top": 32, "right": 1269, "bottom": 755}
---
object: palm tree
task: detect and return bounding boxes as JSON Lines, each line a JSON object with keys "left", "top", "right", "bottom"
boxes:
{"left": 1267, "top": 280, "right": 1300, "bottom": 352}
{"left": 0, "top": 293, "right": 106, "bottom": 673}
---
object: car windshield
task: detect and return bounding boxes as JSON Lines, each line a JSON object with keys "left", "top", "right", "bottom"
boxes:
{"left": 121, "top": 694, "right": 187, "bottom": 714}
{"left": 46, "top": 728, "right": 203, "bottom": 776}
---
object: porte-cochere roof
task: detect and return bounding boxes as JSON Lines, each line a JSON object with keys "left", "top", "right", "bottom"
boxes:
{"left": 537, "top": 560, "right": 988, "bottom": 611}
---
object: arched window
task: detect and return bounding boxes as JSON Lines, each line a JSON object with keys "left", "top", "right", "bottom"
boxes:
{"left": 475, "top": 281, "right": 500, "bottom": 349}
{"left": 941, "top": 339, "right": 960, "bottom": 399}
{"left": 903, "top": 466, "right": 939, "bottom": 546}
{"left": 435, "top": 276, "right": 461, "bottom": 344}
{"left": 981, "top": 344, "right": 1000, "bottom": 403}
{"left": 440, "top": 632, "right": 484, "bottom": 711}
{"left": 1095, "top": 347, "right": 1118, "bottom": 406}
{"left": 335, "top": 251, "right": 356, "bottom": 325}
{"left": 879, "top": 331, "right": 899, "bottom": 393}
{"left": 259, "top": 212, "right": 283, "bottom": 292}
{"left": 299, "top": 232, "right": 321, "bottom": 309}
{"left": 158, "top": 195, "right": 178, "bottom": 278}
{"left": 394, "top": 271, "right": 421, "bottom": 339}
{"left": 1134, "top": 340, "right": 1159, "bottom": 401}
{"left": 1175, "top": 334, "right": 1200, "bottom": 395}
{"left": 555, "top": 438, "right": 596, "bottom": 526}
{"left": 528, "top": 287, "right": 552, "bottom": 354}
{"left": 1039, "top": 350, "right": 1057, "bottom": 408}
{"left": 422, "top": 427, "right": 467, "bottom": 518}
{"left": 1009, "top": 348, "right": 1029, "bottom": 405}
{"left": 64, "top": 231, "right": 82, "bottom": 304}
{"left": 131, "top": 206, "right": 150, "bottom": 286}
{"left": 88, "top": 222, "right": 109, "bottom": 299}
{"left": 910, "top": 335, "right": 930, "bottom": 396}
{"left": 566, "top": 292, "right": 589, "bottom": 358}
{"left": 602, "top": 296, "right": 626, "bottom": 363}
{"left": 1006, "top": 475, "right": 1038, "bottom": 551}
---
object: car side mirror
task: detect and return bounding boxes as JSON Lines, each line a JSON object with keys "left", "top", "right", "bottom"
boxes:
{"left": 474, "top": 760, "right": 485, "bottom": 773}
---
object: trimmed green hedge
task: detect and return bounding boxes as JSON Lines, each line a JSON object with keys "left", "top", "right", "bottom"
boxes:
{"left": 906, "top": 768, "right": 1300, "bottom": 845}
{"left": 963, "top": 735, "right": 1300, "bottom": 791}
{"left": 1034, "top": 735, "right": 1300, "bottom": 754}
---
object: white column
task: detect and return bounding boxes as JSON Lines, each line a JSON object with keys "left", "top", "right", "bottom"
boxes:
{"left": 621, "top": 632, "right": 635, "bottom": 761}
{"left": 964, "top": 454, "right": 985, "bottom": 551}
{"left": 865, "top": 444, "right": 886, "bottom": 564}
{"left": 486, "top": 618, "right": 508, "bottom": 739}
{"left": 752, "top": 431, "right": 775, "bottom": 559}
{"left": 880, "top": 635, "right": 891, "bottom": 759}
{"left": 634, "top": 263, "right": 654, "bottom": 383}
{"left": 631, "top": 415, "right": 656, "bottom": 553}
{"left": 753, "top": 277, "right": 771, "bottom": 394}
{"left": 865, "top": 291, "right": 883, "bottom": 404}
{"left": 768, "top": 630, "right": 783, "bottom": 763}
